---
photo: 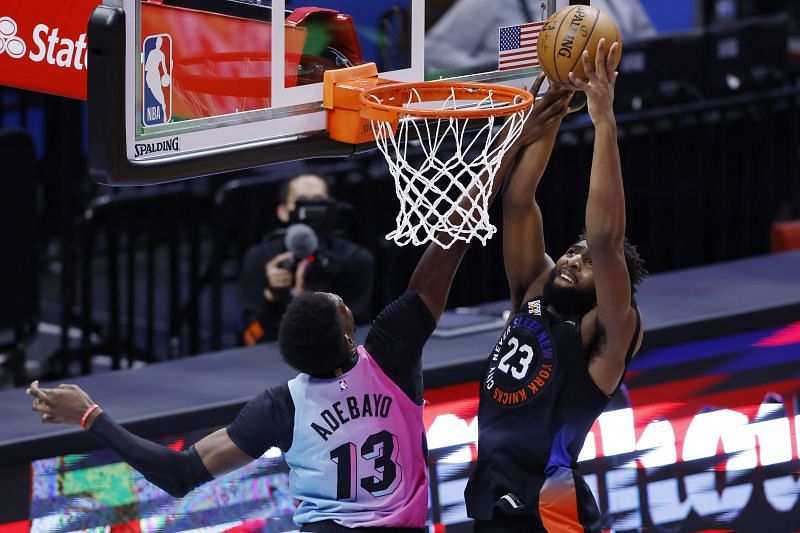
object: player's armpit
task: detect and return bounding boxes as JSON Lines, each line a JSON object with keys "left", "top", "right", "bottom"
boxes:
{"left": 584, "top": 307, "right": 643, "bottom": 395}
{"left": 196, "top": 428, "right": 258, "bottom": 477}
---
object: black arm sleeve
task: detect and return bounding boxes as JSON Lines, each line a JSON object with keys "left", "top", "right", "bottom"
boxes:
{"left": 364, "top": 290, "right": 437, "bottom": 405}
{"left": 88, "top": 412, "right": 213, "bottom": 498}
{"left": 227, "top": 383, "right": 295, "bottom": 458}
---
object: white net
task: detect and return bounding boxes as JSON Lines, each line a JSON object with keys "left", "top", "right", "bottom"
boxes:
{"left": 369, "top": 86, "right": 532, "bottom": 249}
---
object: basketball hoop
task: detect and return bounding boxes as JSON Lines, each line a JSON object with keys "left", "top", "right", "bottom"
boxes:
{"left": 359, "top": 81, "right": 534, "bottom": 248}
{"left": 323, "top": 64, "right": 535, "bottom": 248}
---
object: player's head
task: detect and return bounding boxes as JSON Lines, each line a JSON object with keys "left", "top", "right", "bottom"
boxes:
{"left": 543, "top": 235, "right": 647, "bottom": 317}
{"left": 155, "top": 36, "right": 163, "bottom": 49}
{"left": 277, "top": 174, "right": 330, "bottom": 224}
{"left": 278, "top": 291, "right": 356, "bottom": 376}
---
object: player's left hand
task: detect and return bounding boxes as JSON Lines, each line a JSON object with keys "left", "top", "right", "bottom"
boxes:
{"left": 515, "top": 78, "right": 573, "bottom": 148}
{"left": 27, "top": 380, "right": 96, "bottom": 425}
{"left": 568, "top": 38, "right": 619, "bottom": 126}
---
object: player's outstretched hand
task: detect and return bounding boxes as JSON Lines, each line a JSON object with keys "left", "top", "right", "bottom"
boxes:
{"left": 27, "top": 380, "right": 96, "bottom": 425}
{"left": 515, "top": 76, "right": 573, "bottom": 148}
{"left": 568, "top": 38, "right": 619, "bottom": 126}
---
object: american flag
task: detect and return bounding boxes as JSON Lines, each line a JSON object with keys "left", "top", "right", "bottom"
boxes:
{"left": 498, "top": 21, "right": 544, "bottom": 71}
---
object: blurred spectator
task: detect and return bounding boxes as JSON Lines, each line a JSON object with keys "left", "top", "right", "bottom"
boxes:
{"left": 703, "top": 0, "right": 794, "bottom": 25}
{"left": 238, "top": 174, "right": 375, "bottom": 344}
{"left": 425, "top": 0, "right": 656, "bottom": 75}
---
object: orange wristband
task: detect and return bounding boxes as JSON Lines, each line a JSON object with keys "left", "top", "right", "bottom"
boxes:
{"left": 80, "top": 404, "right": 99, "bottom": 428}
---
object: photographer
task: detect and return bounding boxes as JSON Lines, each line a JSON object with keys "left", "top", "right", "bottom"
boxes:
{"left": 238, "top": 174, "right": 375, "bottom": 344}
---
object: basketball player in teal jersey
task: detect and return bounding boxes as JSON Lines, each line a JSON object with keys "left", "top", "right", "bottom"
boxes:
{"left": 465, "top": 40, "right": 648, "bottom": 532}
{"left": 27, "top": 84, "right": 574, "bottom": 532}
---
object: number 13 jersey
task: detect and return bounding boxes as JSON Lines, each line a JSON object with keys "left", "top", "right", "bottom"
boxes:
{"left": 285, "top": 345, "right": 428, "bottom": 529}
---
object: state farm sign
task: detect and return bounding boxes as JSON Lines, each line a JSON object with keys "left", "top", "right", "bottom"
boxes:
{"left": 0, "top": 1, "right": 99, "bottom": 99}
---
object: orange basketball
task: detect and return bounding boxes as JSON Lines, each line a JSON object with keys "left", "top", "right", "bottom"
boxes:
{"left": 536, "top": 5, "right": 622, "bottom": 86}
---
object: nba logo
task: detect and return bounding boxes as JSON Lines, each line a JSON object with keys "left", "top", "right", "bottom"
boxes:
{"left": 142, "top": 34, "right": 173, "bottom": 126}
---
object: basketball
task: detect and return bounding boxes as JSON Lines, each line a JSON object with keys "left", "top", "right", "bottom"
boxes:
{"left": 161, "top": 74, "right": 171, "bottom": 87}
{"left": 536, "top": 5, "right": 622, "bottom": 86}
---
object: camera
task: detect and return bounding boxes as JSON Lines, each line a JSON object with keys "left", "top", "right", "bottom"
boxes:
{"left": 290, "top": 198, "right": 351, "bottom": 234}
{"left": 279, "top": 222, "right": 331, "bottom": 278}
{"left": 274, "top": 198, "right": 351, "bottom": 285}
{"left": 289, "top": 198, "right": 340, "bottom": 233}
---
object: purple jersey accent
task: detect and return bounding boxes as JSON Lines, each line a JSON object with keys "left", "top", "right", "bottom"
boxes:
{"left": 285, "top": 346, "right": 428, "bottom": 528}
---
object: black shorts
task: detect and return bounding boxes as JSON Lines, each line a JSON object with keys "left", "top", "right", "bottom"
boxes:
{"left": 473, "top": 513, "right": 547, "bottom": 533}
{"left": 472, "top": 467, "right": 602, "bottom": 533}
{"left": 301, "top": 521, "right": 425, "bottom": 533}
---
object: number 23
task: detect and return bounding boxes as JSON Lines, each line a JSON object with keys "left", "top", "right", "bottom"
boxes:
{"left": 498, "top": 337, "right": 534, "bottom": 379}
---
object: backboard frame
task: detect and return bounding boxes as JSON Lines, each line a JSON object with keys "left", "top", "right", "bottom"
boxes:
{"left": 89, "top": 0, "right": 562, "bottom": 185}
{"left": 89, "top": 1, "right": 400, "bottom": 185}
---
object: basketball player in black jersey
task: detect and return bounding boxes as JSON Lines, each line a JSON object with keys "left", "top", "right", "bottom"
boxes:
{"left": 26, "top": 81, "right": 574, "bottom": 532}
{"left": 465, "top": 39, "right": 647, "bottom": 532}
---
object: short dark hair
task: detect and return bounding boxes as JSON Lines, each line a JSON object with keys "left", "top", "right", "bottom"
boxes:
{"left": 622, "top": 238, "right": 648, "bottom": 292}
{"left": 278, "top": 292, "right": 348, "bottom": 375}
{"left": 578, "top": 232, "right": 648, "bottom": 293}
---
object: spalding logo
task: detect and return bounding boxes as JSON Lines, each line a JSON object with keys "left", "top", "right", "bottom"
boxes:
{"left": 558, "top": 6, "right": 589, "bottom": 59}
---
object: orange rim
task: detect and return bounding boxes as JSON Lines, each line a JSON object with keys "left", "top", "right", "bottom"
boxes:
{"left": 360, "top": 81, "right": 534, "bottom": 121}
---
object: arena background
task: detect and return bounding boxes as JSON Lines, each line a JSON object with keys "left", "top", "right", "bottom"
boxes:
{"left": 1, "top": 0, "right": 800, "bottom": 532}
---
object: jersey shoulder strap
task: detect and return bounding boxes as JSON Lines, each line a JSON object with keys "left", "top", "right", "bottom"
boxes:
{"left": 518, "top": 295, "right": 545, "bottom": 317}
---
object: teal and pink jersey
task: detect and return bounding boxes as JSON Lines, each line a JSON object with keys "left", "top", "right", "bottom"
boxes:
{"left": 226, "top": 290, "right": 437, "bottom": 531}
{"left": 285, "top": 346, "right": 428, "bottom": 528}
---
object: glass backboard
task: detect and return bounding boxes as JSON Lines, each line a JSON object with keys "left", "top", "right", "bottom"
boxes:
{"left": 89, "top": 0, "right": 568, "bottom": 184}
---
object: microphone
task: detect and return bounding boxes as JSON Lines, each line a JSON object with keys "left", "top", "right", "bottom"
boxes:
{"left": 283, "top": 223, "right": 319, "bottom": 268}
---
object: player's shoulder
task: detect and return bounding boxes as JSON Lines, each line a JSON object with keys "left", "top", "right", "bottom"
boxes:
{"left": 365, "top": 290, "right": 435, "bottom": 349}
{"left": 391, "top": 289, "right": 434, "bottom": 326}
{"left": 260, "top": 381, "right": 295, "bottom": 407}
{"left": 516, "top": 295, "right": 545, "bottom": 318}
{"left": 580, "top": 304, "right": 642, "bottom": 356}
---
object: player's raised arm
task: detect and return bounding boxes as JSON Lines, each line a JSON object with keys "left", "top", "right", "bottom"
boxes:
{"left": 501, "top": 80, "right": 573, "bottom": 310}
{"left": 26, "top": 380, "right": 256, "bottom": 497}
{"left": 409, "top": 86, "right": 563, "bottom": 321}
{"left": 569, "top": 39, "right": 641, "bottom": 391}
